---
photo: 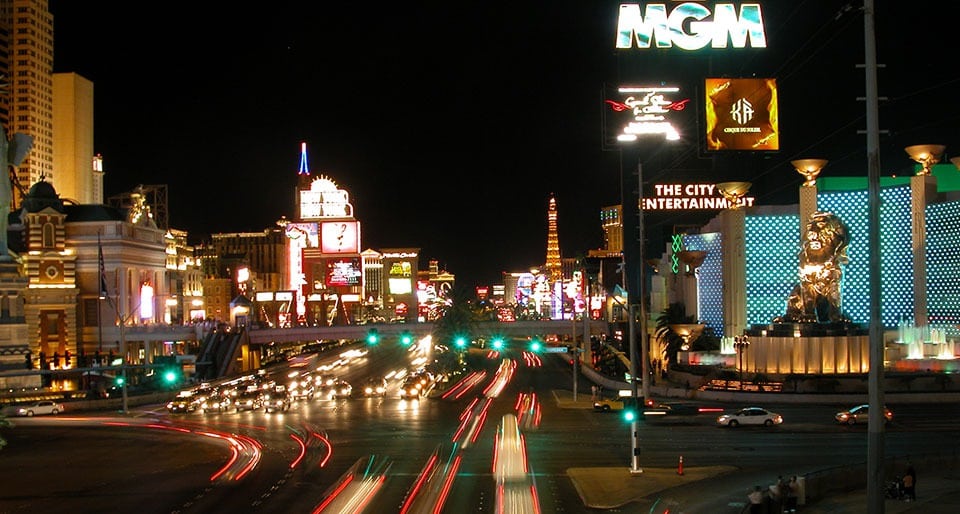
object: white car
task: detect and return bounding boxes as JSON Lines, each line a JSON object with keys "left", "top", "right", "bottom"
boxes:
{"left": 716, "top": 407, "right": 782, "bottom": 427}
{"left": 15, "top": 400, "right": 65, "bottom": 417}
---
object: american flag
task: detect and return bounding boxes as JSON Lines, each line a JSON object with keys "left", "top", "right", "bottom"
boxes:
{"left": 98, "top": 233, "right": 108, "bottom": 298}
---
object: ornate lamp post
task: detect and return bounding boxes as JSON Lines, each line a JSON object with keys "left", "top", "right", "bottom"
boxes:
{"left": 733, "top": 334, "right": 751, "bottom": 390}
{"left": 904, "top": 144, "right": 945, "bottom": 175}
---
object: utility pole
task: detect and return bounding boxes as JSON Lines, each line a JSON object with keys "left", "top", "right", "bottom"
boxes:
{"left": 863, "top": 1, "right": 885, "bottom": 512}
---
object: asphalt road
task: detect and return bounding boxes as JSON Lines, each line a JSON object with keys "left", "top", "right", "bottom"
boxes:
{"left": 2, "top": 344, "right": 958, "bottom": 514}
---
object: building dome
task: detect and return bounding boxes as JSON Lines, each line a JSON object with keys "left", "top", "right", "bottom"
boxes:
{"left": 21, "top": 178, "right": 65, "bottom": 213}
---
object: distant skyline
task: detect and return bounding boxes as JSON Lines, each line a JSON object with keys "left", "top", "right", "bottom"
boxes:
{"left": 49, "top": 2, "right": 959, "bottom": 288}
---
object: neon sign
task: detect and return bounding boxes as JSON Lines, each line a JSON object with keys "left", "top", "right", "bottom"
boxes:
{"left": 299, "top": 175, "right": 353, "bottom": 219}
{"left": 607, "top": 86, "right": 688, "bottom": 142}
{"left": 616, "top": 2, "right": 767, "bottom": 50}
{"left": 644, "top": 183, "right": 756, "bottom": 209}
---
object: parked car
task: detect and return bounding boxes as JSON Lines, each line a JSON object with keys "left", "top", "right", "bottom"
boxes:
{"left": 835, "top": 404, "right": 893, "bottom": 425}
{"left": 14, "top": 400, "right": 65, "bottom": 417}
{"left": 716, "top": 407, "right": 783, "bottom": 427}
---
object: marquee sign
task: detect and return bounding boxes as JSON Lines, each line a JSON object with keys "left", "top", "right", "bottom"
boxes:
{"left": 607, "top": 86, "right": 689, "bottom": 142}
{"left": 643, "top": 183, "right": 756, "bottom": 209}
{"left": 616, "top": 2, "right": 767, "bottom": 50}
{"left": 299, "top": 175, "right": 354, "bottom": 219}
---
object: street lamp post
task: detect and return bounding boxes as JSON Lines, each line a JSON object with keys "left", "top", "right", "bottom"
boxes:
{"left": 733, "top": 335, "right": 750, "bottom": 390}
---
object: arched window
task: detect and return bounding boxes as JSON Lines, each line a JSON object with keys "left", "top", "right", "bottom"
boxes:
{"left": 42, "top": 223, "right": 55, "bottom": 248}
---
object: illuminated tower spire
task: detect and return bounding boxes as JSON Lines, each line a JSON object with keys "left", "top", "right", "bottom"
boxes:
{"left": 545, "top": 193, "right": 562, "bottom": 283}
{"left": 297, "top": 141, "right": 312, "bottom": 189}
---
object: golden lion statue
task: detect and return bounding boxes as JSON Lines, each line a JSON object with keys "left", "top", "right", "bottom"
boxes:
{"left": 775, "top": 212, "right": 850, "bottom": 323}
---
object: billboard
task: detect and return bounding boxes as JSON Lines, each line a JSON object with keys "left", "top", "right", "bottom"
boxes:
{"left": 388, "top": 278, "right": 412, "bottom": 295}
{"left": 320, "top": 221, "right": 360, "bottom": 254}
{"left": 326, "top": 257, "right": 362, "bottom": 287}
{"left": 704, "top": 78, "right": 779, "bottom": 151}
{"left": 616, "top": 2, "right": 767, "bottom": 50}
{"left": 604, "top": 85, "right": 690, "bottom": 145}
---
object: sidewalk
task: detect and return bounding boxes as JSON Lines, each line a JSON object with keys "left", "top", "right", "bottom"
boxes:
{"left": 801, "top": 470, "right": 960, "bottom": 514}
{"left": 552, "top": 389, "right": 960, "bottom": 513}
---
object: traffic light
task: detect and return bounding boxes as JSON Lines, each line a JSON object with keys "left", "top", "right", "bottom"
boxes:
{"left": 162, "top": 367, "right": 180, "bottom": 385}
{"left": 454, "top": 335, "right": 468, "bottom": 349}
{"left": 491, "top": 337, "right": 505, "bottom": 351}
{"left": 399, "top": 332, "right": 414, "bottom": 347}
{"left": 529, "top": 338, "right": 543, "bottom": 353}
{"left": 366, "top": 329, "right": 380, "bottom": 345}
{"left": 622, "top": 398, "right": 638, "bottom": 422}
{"left": 115, "top": 374, "right": 126, "bottom": 387}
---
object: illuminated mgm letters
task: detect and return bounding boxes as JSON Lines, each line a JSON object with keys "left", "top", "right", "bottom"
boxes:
{"left": 616, "top": 2, "right": 767, "bottom": 50}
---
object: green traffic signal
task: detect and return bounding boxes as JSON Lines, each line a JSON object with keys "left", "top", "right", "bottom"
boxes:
{"left": 491, "top": 337, "right": 504, "bottom": 351}
{"left": 115, "top": 375, "right": 126, "bottom": 387}
{"left": 400, "top": 332, "right": 414, "bottom": 346}
{"left": 366, "top": 329, "right": 380, "bottom": 345}
{"left": 454, "top": 336, "right": 467, "bottom": 349}
{"left": 529, "top": 339, "right": 542, "bottom": 353}
{"left": 622, "top": 398, "right": 638, "bottom": 422}
{"left": 162, "top": 369, "right": 179, "bottom": 384}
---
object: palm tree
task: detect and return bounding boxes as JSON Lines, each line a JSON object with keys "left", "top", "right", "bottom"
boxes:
{"left": 654, "top": 302, "right": 697, "bottom": 369}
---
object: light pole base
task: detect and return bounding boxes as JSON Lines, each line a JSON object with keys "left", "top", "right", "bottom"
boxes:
{"left": 629, "top": 466, "right": 644, "bottom": 475}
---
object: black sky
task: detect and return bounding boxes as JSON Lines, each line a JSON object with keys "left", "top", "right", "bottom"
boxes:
{"left": 49, "top": 2, "right": 960, "bottom": 288}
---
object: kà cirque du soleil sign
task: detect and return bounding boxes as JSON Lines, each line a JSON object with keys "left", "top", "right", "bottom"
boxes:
{"left": 616, "top": 2, "right": 767, "bottom": 50}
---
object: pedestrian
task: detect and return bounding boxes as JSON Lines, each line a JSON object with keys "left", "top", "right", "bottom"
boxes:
{"left": 748, "top": 485, "right": 765, "bottom": 514}
{"left": 591, "top": 385, "right": 598, "bottom": 400}
{"left": 784, "top": 476, "right": 799, "bottom": 513}
{"left": 903, "top": 464, "right": 916, "bottom": 501}
{"left": 768, "top": 476, "right": 784, "bottom": 514}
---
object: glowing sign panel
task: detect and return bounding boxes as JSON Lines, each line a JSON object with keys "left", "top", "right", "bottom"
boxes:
{"left": 616, "top": 2, "right": 767, "bottom": 50}
{"left": 607, "top": 86, "right": 689, "bottom": 142}
{"left": 326, "top": 257, "right": 362, "bottom": 286}
{"left": 299, "top": 175, "right": 353, "bottom": 219}
{"left": 320, "top": 221, "right": 360, "bottom": 254}
{"left": 705, "top": 78, "right": 779, "bottom": 151}
{"left": 644, "top": 183, "right": 756, "bottom": 209}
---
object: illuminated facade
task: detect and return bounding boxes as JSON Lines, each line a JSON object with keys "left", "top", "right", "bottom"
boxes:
{"left": 666, "top": 164, "right": 960, "bottom": 374}
{"left": 52, "top": 72, "right": 97, "bottom": 204}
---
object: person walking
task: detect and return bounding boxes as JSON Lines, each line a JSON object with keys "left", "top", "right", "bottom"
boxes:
{"left": 903, "top": 464, "right": 916, "bottom": 501}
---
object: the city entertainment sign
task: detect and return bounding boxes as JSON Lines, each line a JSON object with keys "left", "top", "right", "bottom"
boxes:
{"left": 616, "top": 2, "right": 766, "bottom": 50}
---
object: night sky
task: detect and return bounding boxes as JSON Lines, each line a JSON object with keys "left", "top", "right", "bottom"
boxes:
{"left": 49, "top": 2, "right": 959, "bottom": 288}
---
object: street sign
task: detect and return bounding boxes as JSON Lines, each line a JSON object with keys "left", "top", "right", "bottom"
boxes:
{"left": 544, "top": 346, "right": 568, "bottom": 353}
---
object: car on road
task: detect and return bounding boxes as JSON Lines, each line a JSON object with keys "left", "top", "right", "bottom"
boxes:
{"left": 330, "top": 380, "right": 353, "bottom": 399}
{"left": 200, "top": 392, "right": 233, "bottom": 413}
{"left": 362, "top": 377, "right": 388, "bottom": 397}
{"left": 263, "top": 390, "right": 291, "bottom": 413}
{"left": 166, "top": 390, "right": 199, "bottom": 413}
{"left": 593, "top": 398, "right": 625, "bottom": 412}
{"left": 593, "top": 397, "right": 656, "bottom": 412}
{"left": 12, "top": 400, "right": 64, "bottom": 417}
{"left": 835, "top": 404, "right": 893, "bottom": 425}
{"left": 234, "top": 390, "right": 263, "bottom": 412}
{"left": 716, "top": 407, "right": 783, "bottom": 427}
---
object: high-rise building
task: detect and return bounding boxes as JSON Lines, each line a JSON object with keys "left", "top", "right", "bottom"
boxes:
{"left": 1, "top": 0, "right": 54, "bottom": 204}
{"left": 52, "top": 72, "right": 95, "bottom": 203}
{"left": 544, "top": 193, "right": 562, "bottom": 283}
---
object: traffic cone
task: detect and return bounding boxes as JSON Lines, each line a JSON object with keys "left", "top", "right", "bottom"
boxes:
{"left": 677, "top": 455, "right": 684, "bottom": 475}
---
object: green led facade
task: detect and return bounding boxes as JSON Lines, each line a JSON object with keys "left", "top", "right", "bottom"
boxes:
{"left": 682, "top": 233, "right": 723, "bottom": 337}
{"left": 816, "top": 186, "right": 914, "bottom": 326}
{"left": 925, "top": 200, "right": 960, "bottom": 337}
{"left": 744, "top": 214, "right": 799, "bottom": 325}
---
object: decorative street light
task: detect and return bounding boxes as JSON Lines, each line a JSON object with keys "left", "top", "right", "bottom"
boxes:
{"left": 733, "top": 334, "right": 751, "bottom": 390}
